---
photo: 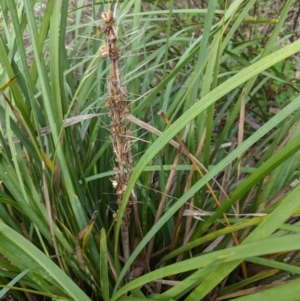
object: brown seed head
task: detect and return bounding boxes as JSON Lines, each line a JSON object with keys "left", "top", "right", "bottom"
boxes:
{"left": 109, "top": 32, "right": 117, "bottom": 42}
{"left": 101, "top": 10, "right": 114, "bottom": 23}
{"left": 111, "top": 179, "right": 118, "bottom": 189}
{"left": 99, "top": 44, "right": 109, "bottom": 57}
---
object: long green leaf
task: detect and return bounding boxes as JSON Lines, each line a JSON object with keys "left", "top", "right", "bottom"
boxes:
{"left": 111, "top": 233, "right": 300, "bottom": 300}
{"left": 0, "top": 269, "right": 29, "bottom": 298}
{"left": 100, "top": 229, "right": 110, "bottom": 301}
{"left": 0, "top": 222, "right": 91, "bottom": 301}
{"left": 229, "top": 279, "right": 300, "bottom": 301}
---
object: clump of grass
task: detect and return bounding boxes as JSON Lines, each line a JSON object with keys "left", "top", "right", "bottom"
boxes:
{"left": 1, "top": 1, "right": 300, "bottom": 301}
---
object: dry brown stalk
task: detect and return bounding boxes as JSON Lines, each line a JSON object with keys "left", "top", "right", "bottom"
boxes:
{"left": 100, "top": 10, "right": 134, "bottom": 263}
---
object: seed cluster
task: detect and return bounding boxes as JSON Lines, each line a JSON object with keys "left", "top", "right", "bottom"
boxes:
{"left": 101, "top": 10, "right": 132, "bottom": 225}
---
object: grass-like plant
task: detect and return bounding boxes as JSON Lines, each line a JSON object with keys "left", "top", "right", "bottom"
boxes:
{"left": 0, "top": 1, "right": 300, "bottom": 301}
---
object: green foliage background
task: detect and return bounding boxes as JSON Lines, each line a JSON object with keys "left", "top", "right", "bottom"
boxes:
{"left": 0, "top": 0, "right": 300, "bottom": 300}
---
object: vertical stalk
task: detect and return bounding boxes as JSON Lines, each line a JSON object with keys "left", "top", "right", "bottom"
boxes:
{"left": 100, "top": 10, "right": 132, "bottom": 263}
